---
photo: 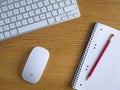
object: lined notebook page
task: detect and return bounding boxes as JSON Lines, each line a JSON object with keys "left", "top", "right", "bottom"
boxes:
{"left": 72, "top": 22, "right": 120, "bottom": 90}
{"left": 87, "top": 35, "right": 120, "bottom": 90}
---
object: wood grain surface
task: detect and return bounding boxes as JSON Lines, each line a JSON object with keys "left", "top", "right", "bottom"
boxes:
{"left": 0, "top": 0, "right": 120, "bottom": 90}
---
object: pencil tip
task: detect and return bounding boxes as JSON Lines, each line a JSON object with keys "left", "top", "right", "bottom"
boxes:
{"left": 110, "top": 34, "right": 114, "bottom": 41}
{"left": 86, "top": 76, "right": 89, "bottom": 80}
{"left": 112, "top": 34, "right": 115, "bottom": 37}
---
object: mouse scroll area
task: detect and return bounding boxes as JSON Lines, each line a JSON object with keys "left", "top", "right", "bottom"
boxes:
{"left": 22, "top": 46, "right": 50, "bottom": 84}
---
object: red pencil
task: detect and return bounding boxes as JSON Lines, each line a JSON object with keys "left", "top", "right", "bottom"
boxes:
{"left": 87, "top": 34, "right": 114, "bottom": 80}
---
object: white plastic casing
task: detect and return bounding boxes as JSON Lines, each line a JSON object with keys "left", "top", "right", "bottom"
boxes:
{"left": 22, "top": 46, "right": 50, "bottom": 84}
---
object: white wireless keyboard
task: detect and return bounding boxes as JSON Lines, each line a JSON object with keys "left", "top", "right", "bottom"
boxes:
{"left": 0, "top": 0, "right": 80, "bottom": 41}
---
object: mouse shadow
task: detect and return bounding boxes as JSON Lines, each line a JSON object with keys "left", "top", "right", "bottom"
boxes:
{"left": 17, "top": 48, "right": 32, "bottom": 81}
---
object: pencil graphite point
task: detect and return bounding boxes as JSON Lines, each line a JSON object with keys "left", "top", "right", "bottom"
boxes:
{"left": 86, "top": 76, "right": 89, "bottom": 80}
{"left": 110, "top": 34, "right": 114, "bottom": 41}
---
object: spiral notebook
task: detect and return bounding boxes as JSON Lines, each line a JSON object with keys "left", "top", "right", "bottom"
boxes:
{"left": 72, "top": 22, "right": 120, "bottom": 90}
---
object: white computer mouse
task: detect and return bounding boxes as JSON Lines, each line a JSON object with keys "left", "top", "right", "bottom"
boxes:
{"left": 22, "top": 46, "right": 50, "bottom": 84}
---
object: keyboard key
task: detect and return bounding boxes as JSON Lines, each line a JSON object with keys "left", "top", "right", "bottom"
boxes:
{"left": 0, "top": 27, "right": 4, "bottom": 32}
{"left": 10, "top": 29, "right": 18, "bottom": 36}
{"left": 34, "top": 16, "right": 40, "bottom": 22}
{"left": 59, "top": 2, "right": 65, "bottom": 7}
{"left": 26, "top": 0, "right": 32, "bottom": 4}
{"left": 74, "top": 13, "right": 80, "bottom": 17}
{"left": 55, "top": 16, "right": 61, "bottom": 22}
{"left": 40, "top": 14, "right": 46, "bottom": 20}
{"left": 17, "top": 15, "right": 23, "bottom": 20}
{"left": 13, "top": 9, "right": 19, "bottom": 15}
{"left": 33, "top": 0, "right": 39, "bottom": 3}
{"left": 60, "top": 13, "right": 67, "bottom": 18}
{"left": 22, "top": 20, "right": 28, "bottom": 25}
{"left": 58, "top": 8, "right": 64, "bottom": 14}
{"left": 23, "top": 13, "right": 29, "bottom": 18}
{"left": 19, "top": 7, "right": 26, "bottom": 13}
{"left": 53, "top": 3, "right": 59, "bottom": 9}
{"left": 71, "top": 0, "right": 76, "bottom": 3}
{"left": 1, "top": 1, "right": 7, "bottom": 6}
{"left": 68, "top": 10, "right": 80, "bottom": 16}
{"left": 65, "top": 0, "right": 71, "bottom": 5}
{"left": 38, "top": 2, "right": 44, "bottom": 7}
{"left": 35, "top": 9, "right": 41, "bottom": 15}
{"left": 25, "top": 5, "right": 32, "bottom": 11}
{"left": 68, "top": 15, "right": 74, "bottom": 18}
{"left": 8, "top": 0, "right": 14, "bottom": 4}
{"left": 2, "top": 6, "right": 8, "bottom": 12}
{"left": 31, "top": 4, "right": 38, "bottom": 9}
{"left": 7, "top": 11, "right": 13, "bottom": 17}
{"left": 29, "top": 11, "right": 35, "bottom": 17}
{"left": 46, "top": 12, "right": 52, "bottom": 18}
{"left": 20, "top": 0, "right": 27, "bottom": 6}
{"left": 62, "top": 17, "right": 68, "bottom": 21}
{"left": 4, "top": 18, "right": 11, "bottom": 24}
{"left": 28, "top": 18, "right": 34, "bottom": 23}
{"left": 1, "top": 13, "right": 7, "bottom": 19}
{"left": 0, "top": 33, "right": 4, "bottom": 40}
{"left": 52, "top": 10, "right": 58, "bottom": 16}
{"left": 57, "top": 0, "right": 62, "bottom": 2}
{"left": 10, "top": 23, "right": 15, "bottom": 29}
{"left": 14, "top": 0, "right": 19, "bottom": 2}
{"left": 8, "top": 4, "right": 14, "bottom": 10}
{"left": 4, "top": 25, "right": 10, "bottom": 31}
{"left": 4, "top": 31, "right": 11, "bottom": 38}
{"left": 44, "top": 0, "right": 50, "bottom": 6}
{"left": 16, "top": 21, "right": 22, "bottom": 27}
{"left": 47, "top": 5, "right": 53, "bottom": 11}
{"left": 64, "top": 5, "right": 76, "bottom": 12}
{"left": 50, "top": 0, "right": 55, "bottom": 3}
{"left": 48, "top": 18, "right": 55, "bottom": 24}
{"left": 14, "top": 2, "right": 20, "bottom": 8}
{"left": 11, "top": 16, "right": 17, "bottom": 22}
{"left": 41, "top": 7, "right": 47, "bottom": 13}
{"left": 0, "top": 20, "right": 4, "bottom": 26}
{"left": 18, "top": 20, "right": 48, "bottom": 34}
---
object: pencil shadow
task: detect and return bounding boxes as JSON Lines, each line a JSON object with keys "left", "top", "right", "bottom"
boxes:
{"left": 17, "top": 48, "right": 32, "bottom": 81}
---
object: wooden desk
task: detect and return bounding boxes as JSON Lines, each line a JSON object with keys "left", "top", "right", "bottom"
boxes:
{"left": 0, "top": 0, "right": 120, "bottom": 90}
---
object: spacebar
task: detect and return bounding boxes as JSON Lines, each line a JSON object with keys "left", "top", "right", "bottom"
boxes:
{"left": 18, "top": 20, "right": 48, "bottom": 34}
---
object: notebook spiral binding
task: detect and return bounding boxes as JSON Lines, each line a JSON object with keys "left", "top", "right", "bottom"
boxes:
{"left": 72, "top": 22, "right": 99, "bottom": 89}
